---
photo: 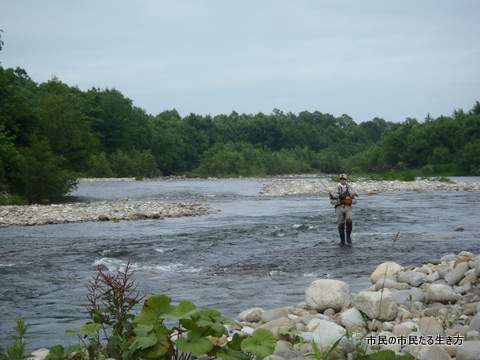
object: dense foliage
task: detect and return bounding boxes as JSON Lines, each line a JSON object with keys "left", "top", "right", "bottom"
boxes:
{"left": 0, "top": 65, "right": 479, "bottom": 202}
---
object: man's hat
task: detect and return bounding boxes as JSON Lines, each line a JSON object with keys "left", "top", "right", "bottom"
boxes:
{"left": 339, "top": 174, "right": 348, "bottom": 180}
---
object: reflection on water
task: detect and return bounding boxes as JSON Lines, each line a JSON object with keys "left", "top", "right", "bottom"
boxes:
{"left": 1, "top": 178, "right": 480, "bottom": 349}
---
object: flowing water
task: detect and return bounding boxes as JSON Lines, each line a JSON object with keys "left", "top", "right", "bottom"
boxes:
{"left": 1, "top": 178, "right": 480, "bottom": 349}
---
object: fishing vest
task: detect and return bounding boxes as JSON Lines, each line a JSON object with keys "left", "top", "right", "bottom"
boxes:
{"left": 338, "top": 184, "right": 353, "bottom": 206}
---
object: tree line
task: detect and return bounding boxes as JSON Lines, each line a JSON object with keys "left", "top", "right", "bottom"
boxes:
{"left": 0, "top": 65, "right": 479, "bottom": 203}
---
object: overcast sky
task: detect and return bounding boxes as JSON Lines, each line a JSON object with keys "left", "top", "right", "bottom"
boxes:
{"left": 1, "top": 0, "right": 479, "bottom": 122}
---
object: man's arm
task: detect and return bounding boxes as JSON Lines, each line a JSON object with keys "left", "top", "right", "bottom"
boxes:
{"left": 349, "top": 186, "right": 357, "bottom": 198}
{"left": 329, "top": 190, "right": 339, "bottom": 199}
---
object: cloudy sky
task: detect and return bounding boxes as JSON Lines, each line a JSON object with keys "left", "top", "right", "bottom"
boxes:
{"left": 1, "top": 0, "right": 479, "bottom": 122}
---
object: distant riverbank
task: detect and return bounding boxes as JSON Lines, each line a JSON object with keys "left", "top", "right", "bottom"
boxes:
{"left": 261, "top": 178, "right": 480, "bottom": 196}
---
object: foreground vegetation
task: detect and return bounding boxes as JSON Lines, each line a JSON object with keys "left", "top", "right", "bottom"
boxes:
{"left": 1, "top": 63, "right": 479, "bottom": 202}
{"left": 0, "top": 265, "right": 412, "bottom": 360}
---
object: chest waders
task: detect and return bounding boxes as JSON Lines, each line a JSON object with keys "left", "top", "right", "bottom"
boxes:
{"left": 336, "top": 185, "right": 353, "bottom": 246}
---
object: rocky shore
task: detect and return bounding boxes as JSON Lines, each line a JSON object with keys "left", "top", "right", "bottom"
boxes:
{"left": 261, "top": 178, "right": 480, "bottom": 197}
{"left": 0, "top": 200, "right": 208, "bottom": 227}
{"left": 236, "top": 251, "right": 480, "bottom": 360}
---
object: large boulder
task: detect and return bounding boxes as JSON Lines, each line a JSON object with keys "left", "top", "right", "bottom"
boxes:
{"left": 340, "top": 308, "right": 366, "bottom": 330}
{"left": 259, "top": 317, "right": 293, "bottom": 337}
{"left": 310, "top": 319, "right": 346, "bottom": 351}
{"left": 445, "top": 262, "right": 469, "bottom": 285}
{"left": 472, "top": 256, "right": 480, "bottom": 276}
{"left": 397, "top": 271, "right": 427, "bottom": 287}
{"left": 457, "top": 340, "right": 480, "bottom": 360}
{"left": 469, "top": 313, "right": 480, "bottom": 332}
{"left": 418, "top": 316, "right": 444, "bottom": 335}
{"left": 238, "top": 307, "right": 264, "bottom": 322}
{"left": 391, "top": 288, "right": 425, "bottom": 306}
{"left": 374, "top": 277, "right": 410, "bottom": 291}
{"left": 305, "top": 279, "right": 351, "bottom": 311}
{"left": 261, "top": 307, "right": 290, "bottom": 323}
{"left": 370, "top": 262, "right": 404, "bottom": 284}
{"left": 352, "top": 290, "right": 398, "bottom": 321}
{"left": 417, "top": 345, "right": 451, "bottom": 360}
{"left": 273, "top": 340, "right": 301, "bottom": 360}
{"left": 425, "top": 271, "right": 440, "bottom": 283}
{"left": 426, "top": 284, "right": 460, "bottom": 303}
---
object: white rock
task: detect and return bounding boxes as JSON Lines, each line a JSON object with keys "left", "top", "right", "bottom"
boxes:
{"left": 397, "top": 271, "right": 428, "bottom": 286}
{"left": 305, "top": 279, "right": 351, "bottom": 311}
{"left": 374, "top": 277, "right": 410, "bottom": 291}
{"left": 467, "top": 330, "right": 480, "bottom": 341}
{"left": 298, "top": 331, "right": 313, "bottom": 343}
{"left": 456, "top": 340, "right": 480, "bottom": 360}
{"left": 352, "top": 290, "right": 398, "bottom": 321}
{"left": 455, "top": 282, "right": 472, "bottom": 294}
{"left": 392, "top": 321, "right": 417, "bottom": 336}
{"left": 397, "top": 307, "right": 413, "bottom": 322}
{"left": 375, "top": 331, "right": 401, "bottom": 352}
{"left": 426, "top": 284, "right": 460, "bottom": 303}
{"left": 273, "top": 340, "right": 297, "bottom": 359}
{"left": 261, "top": 307, "right": 289, "bottom": 323}
{"left": 425, "top": 271, "right": 440, "bottom": 283}
{"left": 436, "top": 262, "right": 455, "bottom": 279}
{"left": 446, "top": 324, "right": 469, "bottom": 336}
{"left": 340, "top": 308, "right": 366, "bottom": 330}
{"left": 391, "top": 288, "right": 425, "bottom": 306}
{"left": 460, "top": 269, "right": 477, "bottom": 286}
{"left": 306, "top": 318, "right": 323, "bottom": 332}
{"left": 370, "top": 262, "right": 404, "bottom": 284}
{"left": 417, "top": 345, "right": 451, "bottom": 360}
{"left": 239, "top": 307, "right": 264, "bottom": 322}
{"left": 418, "top": 317, "right": 444, "bottom": 335}
{"left": 469, "top": 313, "right": 480, "bottom": 332}
{"left": 445, "top": 262, "right": 469, "bottom": 285}
{"left": 383, "top": 322, "right": 394, "bottom": 331}
{"left": 311, "top": 319, "right": 346, "bottom": 351}
{"left": 472, "top": 256, "right": 480, "bottom": 276}
{"left": 441, "top": 254, "right": 457, "bottom": 262}
{"left": 29, "top": 349, "right": 50, "bottom": 360}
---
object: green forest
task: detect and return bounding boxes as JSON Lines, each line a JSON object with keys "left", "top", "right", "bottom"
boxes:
{"left": 1, "top": 65, "right": 480, "bottom": 203}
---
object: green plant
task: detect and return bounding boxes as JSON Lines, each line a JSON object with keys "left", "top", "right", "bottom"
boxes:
{"left": 0, "top": 194, "right": 27, "bottom": 205}
{"left": 277, "top": 327, "right": 304, "bottom": 344}
{"left": 129, "top": 295, "right": 276, "bottom": 360}
{"left": 356, "top": 350, "right": 414, "bottom": 360}
{"left": 438, "top": 304, "right": 463, "bottom": 329}
{"left": 308, "top": 336, "right": 344, "bottom": 360}
{"left": 44, "top": 345, "right": 83, "bottom": 360}
{"left": 0, "top": 318, "right": 28, "bottom": 360}
{"left": 82, "top": 261, "right": 143, "bottom": 359}
{"left": 57, "top": 264, "right": 277, "bottom": 360}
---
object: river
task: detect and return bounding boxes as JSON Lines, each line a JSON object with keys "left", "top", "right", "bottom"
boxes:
{"left": 1, "top": 178, "right": 480, "bottom": 349}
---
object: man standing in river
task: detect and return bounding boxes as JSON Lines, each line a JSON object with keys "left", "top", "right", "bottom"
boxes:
{"left": 329, "top": 174, "right": 357, "bottom": 246}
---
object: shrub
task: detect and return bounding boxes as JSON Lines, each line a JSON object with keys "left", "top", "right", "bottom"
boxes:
{"left": 0, "top": 318, "right": 28, "bottom": 360}
{"left": 0, "top": 193, "right": 27, "bottom": 205}
{"left": 52, "top": 263, "right": 277, "bottom": 360}
{"left": 11, "top": 138, "right": 77, "bottom": 203}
